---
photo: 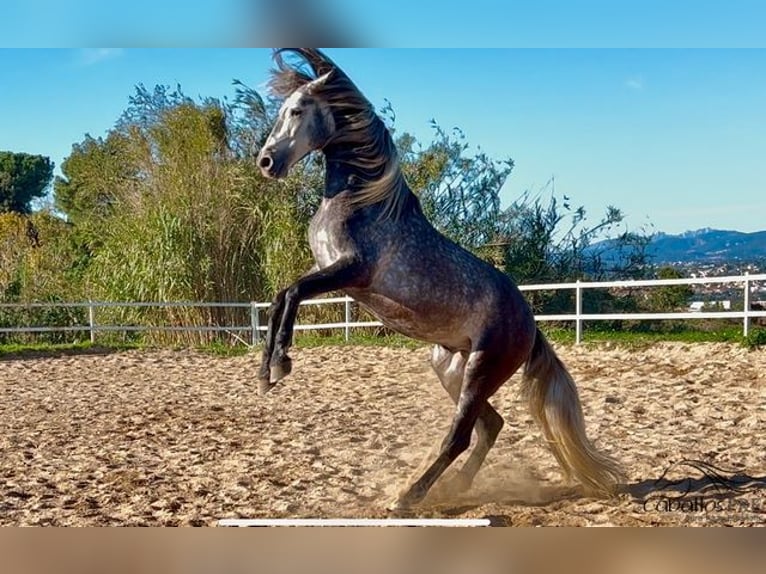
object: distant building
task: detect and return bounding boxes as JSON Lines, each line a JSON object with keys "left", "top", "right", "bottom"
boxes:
{"left": 689, "top": 300, "right": 731, "bottom": 312}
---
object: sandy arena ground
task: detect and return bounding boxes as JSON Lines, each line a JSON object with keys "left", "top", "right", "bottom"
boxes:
{"left": 0, "top": 342, "right": 764, "bottom": 526}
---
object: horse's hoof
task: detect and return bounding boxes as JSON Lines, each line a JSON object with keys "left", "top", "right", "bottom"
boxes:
{"left": 386, "top": 498, "right": 412, "bottom": 514}
{"left": 269, "top": 357, "right": 292, "bottom": 383}
{"left": 258, "top": 379, "right": 275, "bottom": 395}
{"left": 386, "top": 491, "right": 422, "bottom": 514}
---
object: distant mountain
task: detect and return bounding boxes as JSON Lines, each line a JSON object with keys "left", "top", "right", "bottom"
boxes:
{"left": 649, "top": 228, "right": 766, "bottom": 263}
{"left": 593, "top": 228, "right": 766, "bottom": 264}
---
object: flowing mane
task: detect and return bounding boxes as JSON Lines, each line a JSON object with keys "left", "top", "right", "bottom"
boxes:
{"left": 268, "top": 49, "right": 418, "bottom": 221}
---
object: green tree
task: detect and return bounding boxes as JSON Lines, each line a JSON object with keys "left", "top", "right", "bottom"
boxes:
{"left": 54, "top": 132, "right": 136, "bottom": 227}
{"left": 0, "top": 152, "right": 54, "bottom": 214}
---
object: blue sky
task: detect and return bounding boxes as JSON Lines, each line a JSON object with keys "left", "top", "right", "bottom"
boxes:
{"left": 2, "top": 1, "right": 766, "bottom": 48}
{"left": 1, "top": 48, "right": 765, "bottom": 234}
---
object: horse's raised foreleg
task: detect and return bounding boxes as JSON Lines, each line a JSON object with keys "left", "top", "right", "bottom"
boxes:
{"left": 392, "top": 345, "right": 511, "bottom": 510}
{"left": 259, "top": 265, "right": 323, "bottom": 391}
{"left": 430, "top": 346, "right": 505, "bottom": 493}
{"left": 258, "top": 288, "right": 288, "bottom": 392}
{"left": 265, "top": 258, "right": 367, "bottom": 389}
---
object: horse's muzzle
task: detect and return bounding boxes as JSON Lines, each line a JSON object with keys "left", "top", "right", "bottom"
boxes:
{"left": 257, "top": 148, "right": 286, "bottom": 179}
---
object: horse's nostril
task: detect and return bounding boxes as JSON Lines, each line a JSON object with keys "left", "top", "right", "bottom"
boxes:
{"left": 259, "top": 155, "right": 273, "bottom": 170}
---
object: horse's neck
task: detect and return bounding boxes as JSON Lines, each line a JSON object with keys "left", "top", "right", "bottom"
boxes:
{"left": 323, "top": 157, "right": 358, "bottom": 199}
{"left": 322, "top": 141, "right": 423, "bottom": 225}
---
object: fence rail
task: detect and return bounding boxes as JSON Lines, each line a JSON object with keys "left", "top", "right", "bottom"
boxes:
{"left": 2, "top": 273, "right": 765, "bottom": 345}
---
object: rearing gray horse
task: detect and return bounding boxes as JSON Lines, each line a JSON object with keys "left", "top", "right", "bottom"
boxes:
{"left": 256, "top": 48, "right": 624, "bottom": 510}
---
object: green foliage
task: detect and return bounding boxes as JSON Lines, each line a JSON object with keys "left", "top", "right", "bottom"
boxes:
{"left": 543, "top": 322, "right": 750, "bottom": 348}
{"left": 0, "top": 211, "right": 83, "bottom": 300}
{"left": 0, "top": 341, "right": 142, "bottom": 359}
{"left": 573, "top": 265, "right": 693, "bottom": 334}
{"left": 0, "top": 152, "right": 54, "bottom": 214}
{"left": 645, "top": 266, "right": 694, "bottom": 312}
{"left": 744, "top": 327, "right": 766, "bottom": 350}
{"left": 496, "top": 184, "right": 653, "bottom": 285}
{"left": 399, "top": 123, "right": 513, "bottom": 251}
{"left": 0, "top": 211, "right": 86, "bottom": 343}
{"left": 476, "top": 180, "right": 653, "bottom": 316}
{"left": 54, "top": 132, "right": 136, "bottom": 227}
{"left": 88, "top": 100, "right": 264, "bottom": 342}
{"left": 49, "top": 83, "right": 334, "bottom": 344}
{"left": 588, "top": 326, "right": 745, "bottom": 346}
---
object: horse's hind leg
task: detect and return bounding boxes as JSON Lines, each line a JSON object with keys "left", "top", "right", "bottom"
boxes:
{"left": 431, "top": 346, "right": 505, "bottom": 493}
{"left": 392, "top": 346, "right": 510, "bottom": 510}
{"left": 457, "top": 405, "right": 503, "bottom": 490}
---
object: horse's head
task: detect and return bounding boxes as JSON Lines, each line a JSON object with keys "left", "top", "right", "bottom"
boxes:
{"left": 257, "top": 74, "right": 336, "bottom": 179}
{"left": 257, "top": 49, "right": 340, "bottom": 179}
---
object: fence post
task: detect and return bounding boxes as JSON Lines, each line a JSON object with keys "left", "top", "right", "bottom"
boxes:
{"left": 251, "top": 302, "right": 260, "bottom": 346}
{"left": 575, "top": 281, "right": 583, "bottom": 345}
{"left": 344, "top": 297, "right": 351, "bottom": 342}
{"left": 743, "top": 272, "right": 751, "bottom": 339}
{"left": 88, "top": 300, "right": 96, "bottom": 344}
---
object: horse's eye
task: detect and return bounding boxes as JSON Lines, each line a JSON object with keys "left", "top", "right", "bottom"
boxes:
{"left": 290, "top": 108, "right": 303, "bottom": 118}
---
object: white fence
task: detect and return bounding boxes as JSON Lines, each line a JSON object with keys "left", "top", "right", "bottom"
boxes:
{"left": 1, "top": 273, "right": 765, "bottom": 345}
{"left": 521, "top": 272, "right": 766, "bottom": 343}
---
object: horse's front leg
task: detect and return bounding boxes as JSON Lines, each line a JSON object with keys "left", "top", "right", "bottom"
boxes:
{"left": 261, "top": 258, "right": 367, "bottom": 393}
{"left": 257, "top": 287, "right": 289, "bottom": 393}
{"left": 258, "top": 265, "right": 321, "bottom": 391}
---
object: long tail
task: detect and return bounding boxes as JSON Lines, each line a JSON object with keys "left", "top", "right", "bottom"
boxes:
{"left": 521, "top": 328, "right": 626, "bottom": 497}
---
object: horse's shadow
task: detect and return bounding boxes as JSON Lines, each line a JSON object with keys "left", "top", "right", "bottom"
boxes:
{"left": 626, "top": 459, "right": 766, "bottom": 501}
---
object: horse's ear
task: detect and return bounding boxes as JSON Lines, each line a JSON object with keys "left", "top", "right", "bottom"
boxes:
{"left": 306, "top": 71, "right": 334, "bottom": 94}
